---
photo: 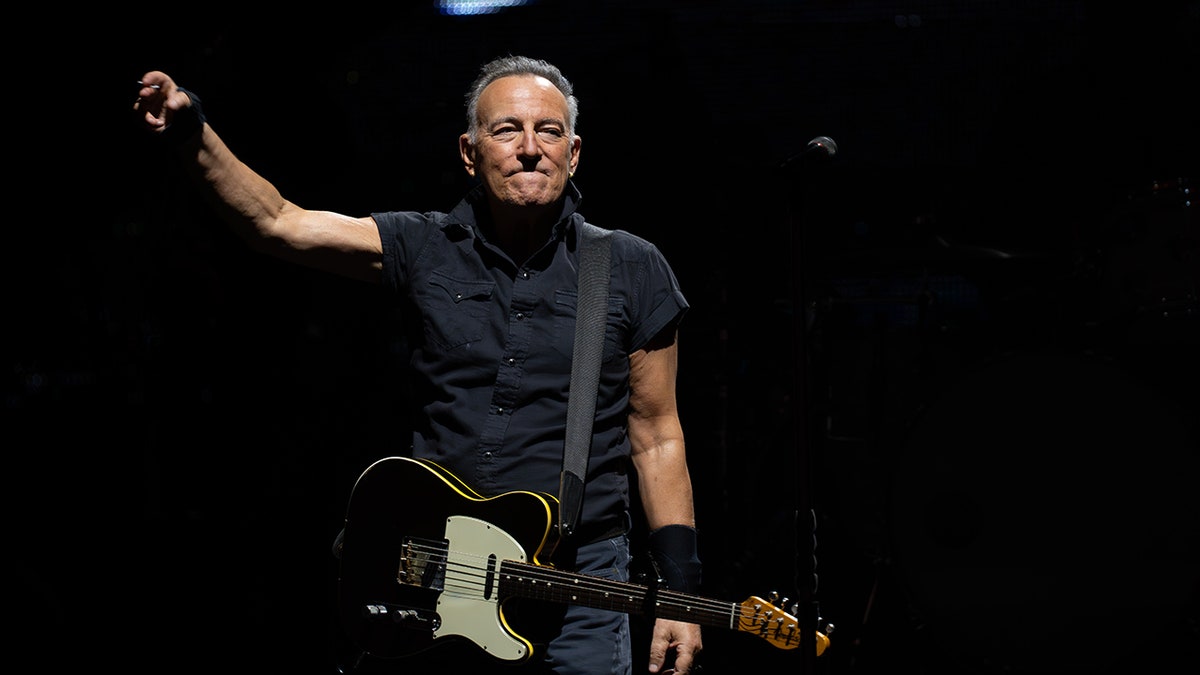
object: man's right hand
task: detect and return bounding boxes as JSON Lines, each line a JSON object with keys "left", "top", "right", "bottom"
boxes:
{"left": 133, "top": 71, "right": 194, "bottom": 136}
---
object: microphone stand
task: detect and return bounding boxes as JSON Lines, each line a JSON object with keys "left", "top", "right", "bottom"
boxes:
{"left": 778, "top": 137, "right": 837, "bottom": 674}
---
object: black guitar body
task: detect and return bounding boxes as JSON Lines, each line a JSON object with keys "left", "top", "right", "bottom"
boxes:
{"left": 338, "top": 456, "right": 563, "bottom": 663}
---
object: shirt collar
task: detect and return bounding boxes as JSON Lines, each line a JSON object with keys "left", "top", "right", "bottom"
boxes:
{"left": 446, "top": 181, "right": 585, "bottom": 239}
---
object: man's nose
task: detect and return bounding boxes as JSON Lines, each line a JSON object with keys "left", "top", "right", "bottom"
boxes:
{"left": 517, "top": 130, "right": 541, "bottom": 157}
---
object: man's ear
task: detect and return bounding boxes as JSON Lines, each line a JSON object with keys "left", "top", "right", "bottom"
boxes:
{"left": 459, "top": 133, "right": 476, "bottom": 176}
{"left": 569, "top": 134, "right": 581, "bottom": 175}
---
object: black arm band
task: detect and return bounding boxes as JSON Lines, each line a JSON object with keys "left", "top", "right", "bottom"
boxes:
{"left": 161, "top": 87, "right": 207, "bottom": 145}
{"left": 647, "top": 524, "right": 702, "bottom": 593}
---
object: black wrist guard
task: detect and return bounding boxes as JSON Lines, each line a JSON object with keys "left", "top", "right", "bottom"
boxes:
{"left": 162, "top": 87, "right": 207, "bottom": 144}
{"left": 648, "top": 524, "right": 702, "bottom": 593}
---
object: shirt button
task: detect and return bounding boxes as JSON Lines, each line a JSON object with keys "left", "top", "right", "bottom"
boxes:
{"left": 515, "top": 312, "right": 525, "bottom": 320}
{"left": 506, "top": 358, "right": 516, "bottom": 366}
{"left": 520, "top": 271, "right": 530, "bottom": 279}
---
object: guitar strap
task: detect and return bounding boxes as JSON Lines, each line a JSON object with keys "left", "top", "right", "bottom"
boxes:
{"left": 558, "top": 221, "right": 612, "bottom": 540}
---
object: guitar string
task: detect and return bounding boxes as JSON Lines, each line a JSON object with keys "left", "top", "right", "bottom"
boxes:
{"left": 509, "top": 559, "right": 790, "bottom": 630}
{"left": 403, "top": 541, "right": 799, "bottom": 632}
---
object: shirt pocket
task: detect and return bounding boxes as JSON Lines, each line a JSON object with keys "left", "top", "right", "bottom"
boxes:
{"left": 422, "top": 272, "right": 495, "bottom": 350}
{"left": 552, "top": 289, "right": 625, "bottom": 363}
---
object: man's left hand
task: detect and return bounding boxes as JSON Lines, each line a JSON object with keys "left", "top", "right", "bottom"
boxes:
{"left": 647, "top": 619, "right": 702, "bottom": 674}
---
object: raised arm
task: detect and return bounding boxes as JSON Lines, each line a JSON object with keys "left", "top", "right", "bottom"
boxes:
{"left": 134, "top": 71, "right": 383, "bottom": 284}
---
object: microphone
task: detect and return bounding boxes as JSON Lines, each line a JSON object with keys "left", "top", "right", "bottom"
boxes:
{"left": 780, "top": 136, "right": 838, "bottom": 169}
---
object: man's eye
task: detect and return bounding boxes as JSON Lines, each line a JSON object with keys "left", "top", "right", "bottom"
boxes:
{"left": 491, "top": 129, "right": 519, "bottom": 140}
{"left": 538, "top": 129, "right": 564, "bottom": 140}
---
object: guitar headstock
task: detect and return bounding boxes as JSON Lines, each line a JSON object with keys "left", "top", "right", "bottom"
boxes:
{"left": 735, "top": 595, "right": 830, "bottom": 656}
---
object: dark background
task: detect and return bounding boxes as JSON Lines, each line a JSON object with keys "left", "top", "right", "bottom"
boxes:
{"left": 11, "top": 2, "right": 1198, "bottom": 673}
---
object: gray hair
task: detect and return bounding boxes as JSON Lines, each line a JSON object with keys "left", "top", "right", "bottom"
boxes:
{"left": 464, "top": 55, "right": 579, "bottom": 143}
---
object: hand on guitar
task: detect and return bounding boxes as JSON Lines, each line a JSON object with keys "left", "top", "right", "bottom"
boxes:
{"left": 648, "top": 618, "right": 703, "bottom": 674}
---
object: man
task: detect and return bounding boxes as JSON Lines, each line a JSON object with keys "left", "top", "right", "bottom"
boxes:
{"left": 133, "top": 55, "right": 702, "bottom": 674}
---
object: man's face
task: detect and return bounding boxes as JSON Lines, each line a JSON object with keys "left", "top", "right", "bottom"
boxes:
{"left": 460, "top": 75, "right": 580, "bottom": 209}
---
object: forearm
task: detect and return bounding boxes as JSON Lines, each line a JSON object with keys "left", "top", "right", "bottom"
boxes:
{"left": 634, "top": 439, "right": 702, "bottom": 599}
{"left": 184, "top": 123, "right": 296, "bottom": 249}
{"left": 632, "top": 436, "right": 695, "bottom": 530}
{"left": 162, "top": 97, "right": 382, "bottom": 280}
{"left": 145, "top": 82, "right": 291, "bottom": 246}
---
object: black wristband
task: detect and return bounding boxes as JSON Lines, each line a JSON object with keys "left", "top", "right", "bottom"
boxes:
{"left": 648, "top": 524, "right": 702, "bottom": 593}
{"left": 161, "top": 87, "right": 207, "bottom": 145}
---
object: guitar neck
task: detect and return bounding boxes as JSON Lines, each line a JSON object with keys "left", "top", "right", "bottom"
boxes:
{"left": 501, "top": 560, "right": 751, "bottom": 629}
{"left": 496, "top": 554, "right": 729, "bottom": 624}
{"left": 496, "top": 557, "right": 816, "bottom": 648}
{"left": 498, "top": 560, "right": 822, "bottom": 652}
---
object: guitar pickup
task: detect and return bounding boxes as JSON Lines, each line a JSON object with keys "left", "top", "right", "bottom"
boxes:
{"left": 361, "top": 602, "right": 441, "bottom": 631}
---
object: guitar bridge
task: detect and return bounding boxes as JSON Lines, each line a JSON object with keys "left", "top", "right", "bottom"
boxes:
{"left": 399, "top": 536, "right": 448, "bottom": 591}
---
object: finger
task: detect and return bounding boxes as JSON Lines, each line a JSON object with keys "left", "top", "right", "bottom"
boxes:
{"left": 137, "top": 71, "right": 172, "bottom": 93}
{"left": 132, "top": 91, "right": 166, "bottom": 128}
{"left": 647, "top": 648, "right": 666, "bottom": 672}
{"left": 134, "top": 72, "right": 174, "bottom": 107}
{"left": 133, "top": 74, "right": 166, "bottom": 116}
{"left": 646, "top": 635, "right": 672, "bottom": 673}
{"left": 670, "top": 648, "right": 696, "bottom": 675}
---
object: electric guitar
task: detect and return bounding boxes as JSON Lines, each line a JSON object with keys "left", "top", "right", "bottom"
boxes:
{"left": 337, "top": 456, "right": 830, "bottom": 663}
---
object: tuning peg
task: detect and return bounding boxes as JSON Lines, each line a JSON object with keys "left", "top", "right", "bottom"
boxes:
{"left": 815, "top": 615, "right": 834, "bottom": 634}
